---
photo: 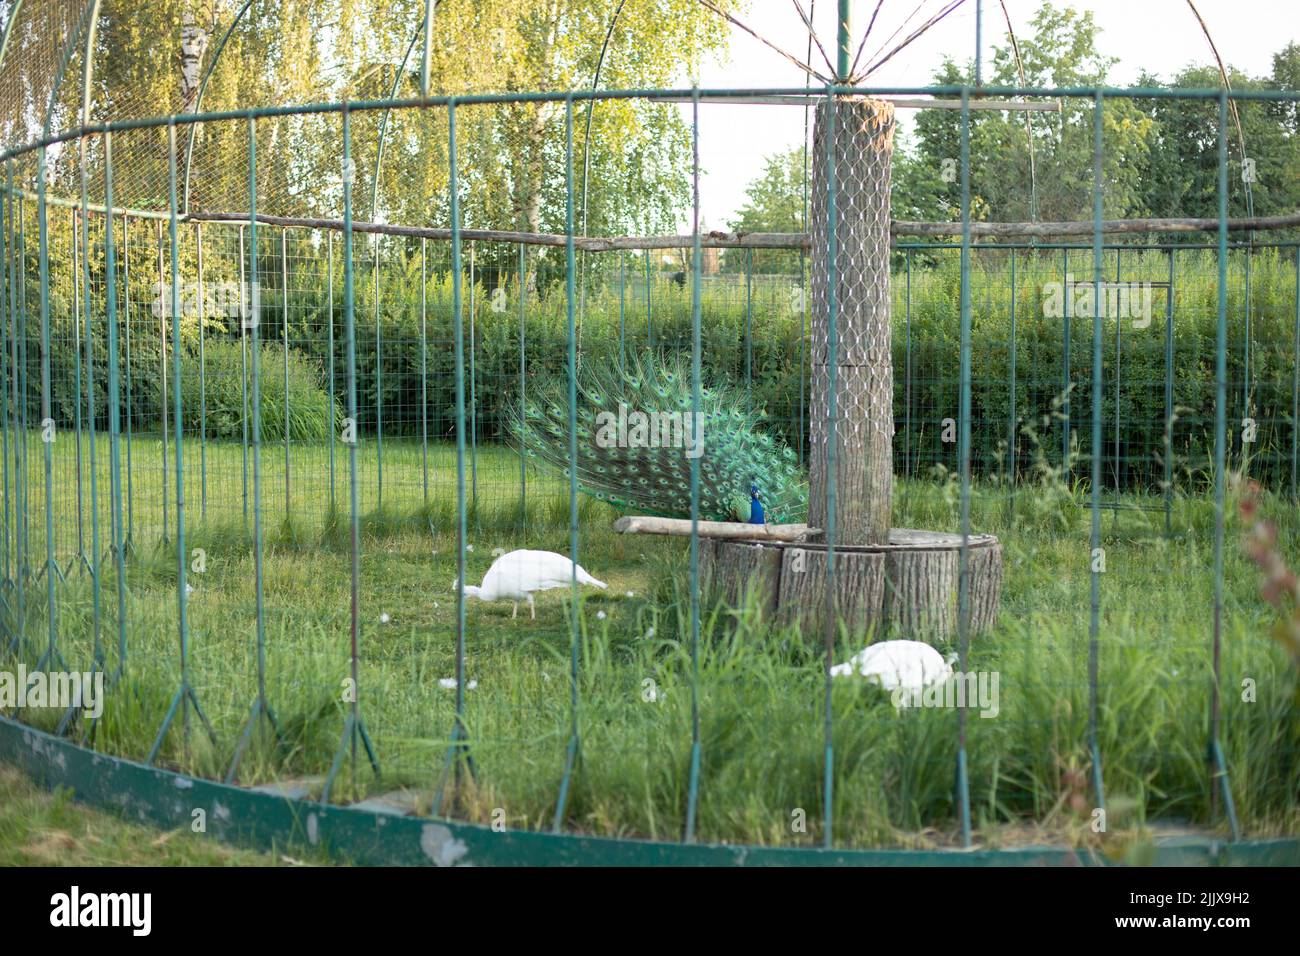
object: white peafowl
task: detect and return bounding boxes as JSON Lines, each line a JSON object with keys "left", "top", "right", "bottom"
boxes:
{"left": 830, "top": 640, "right": 957, "bottom": 708}
{"left": 456, "top": 549, "right": 607, "bottom": 620}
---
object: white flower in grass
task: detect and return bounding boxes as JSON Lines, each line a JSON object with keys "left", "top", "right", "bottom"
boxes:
{"left": 185, "top": 583, "right": 195, "bottom": 597}
{"left": 645, "top": 627, "right": 656, "bottom": 638}
{"left": 625, "top": 590, "right": 634, "bottom": 598}
{"left": 466, "top": 544, "right": 474, "bottom": 553}
{"left": 380, "top": 612, "right": 391, "bottom": 624}
{"left": 438, "top": 678, "right": 476, "bottom": 690}
{"left": 596, "top": 611, "right": 607, "bottom": 621}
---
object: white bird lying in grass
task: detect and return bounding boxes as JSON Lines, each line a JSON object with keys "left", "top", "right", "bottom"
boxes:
{"left": 455, "top": 549, "right": 607, "bottom": 620}
{"left": 830, "top": 640, "right": 957, "bottom": 707}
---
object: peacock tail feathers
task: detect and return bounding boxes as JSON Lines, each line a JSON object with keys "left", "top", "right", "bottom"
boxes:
{"left": 510, "top": 352, "right": 807, "bottom": 523}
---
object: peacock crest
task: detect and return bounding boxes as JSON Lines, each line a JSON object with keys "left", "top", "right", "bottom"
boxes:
{"left": 510, "top": 352, "right": 807, "bottom": 523}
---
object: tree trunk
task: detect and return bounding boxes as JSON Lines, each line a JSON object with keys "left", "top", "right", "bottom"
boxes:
{"left": 510, "top": 101, "right": 555, "bottom": 293}
{"left": 695, "top": 533, "right": 1003, "bottom": 641}
{"left": 699, "top": 539, "right": 782, "bottom": 619}
{"left": 179, "top": 8, "right": 209, "bottom": 113}
{"left": 777, "top": 546, "right": 887, "bottom": 636}
{"left": 808, "top": 97, "right": 896, "bottom": 546}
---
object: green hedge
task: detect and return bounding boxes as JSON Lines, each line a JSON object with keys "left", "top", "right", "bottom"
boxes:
{"left": 21, "top": 237, "right": 1300, "bottom": 492}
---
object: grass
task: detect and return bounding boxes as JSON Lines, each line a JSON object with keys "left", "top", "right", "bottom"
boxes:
{"left": 0, "top": 763, "right": 319, "bottom": 866}
{"left": 2, "top": 434, "right": 1299, "bottom": 854}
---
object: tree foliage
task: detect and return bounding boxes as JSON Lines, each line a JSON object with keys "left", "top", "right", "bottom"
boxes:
{"left": 727, "top": 2, "right": 1299, "bottom": 266}
{"left": 724, "top": 145, "right": 806, "bottom": 274}
{"left": 22, "top": 0, "right": 735, "bottom": 256}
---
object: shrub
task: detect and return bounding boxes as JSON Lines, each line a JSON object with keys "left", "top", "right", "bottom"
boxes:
{"left": 174, "top": 337, "right": 337, "bottom": 441}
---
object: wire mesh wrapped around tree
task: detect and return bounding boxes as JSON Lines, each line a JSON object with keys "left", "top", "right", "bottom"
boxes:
{"left": 808, "top": 96, "right": 896, "bottom": 546}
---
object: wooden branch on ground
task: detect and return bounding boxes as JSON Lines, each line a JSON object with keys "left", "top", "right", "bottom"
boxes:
{"left": 613, "top": 515, "right": 818, "bottom": 542}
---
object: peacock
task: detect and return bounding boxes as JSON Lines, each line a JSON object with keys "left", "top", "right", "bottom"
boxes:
{"left": 511, "top": 352, "right": 807, "bottom": 523}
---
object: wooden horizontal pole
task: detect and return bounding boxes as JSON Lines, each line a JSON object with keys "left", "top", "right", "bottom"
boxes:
{"left": 185, "top": 210, "right": 1300, "bottom": 249}
{"left": 894, "top": 213, "right": 1300, "bottom": 237}
{"left": 613, "top": 515, "right": 818, "bottom": 542}
{"left": 188, "top": 212, "right": 809, "bottom": 250}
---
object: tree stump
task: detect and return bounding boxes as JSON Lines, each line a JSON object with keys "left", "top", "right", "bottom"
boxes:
{"left": 880, "top": 530, "right": 1003, "bottom": 638}
{"left": 963, "top": 541, "right": 1004, "bottom": 635}
{"left": 698, "top": 538, "right": 782, "bottom": 618}
{"left": 702, "top": 530, "right": 1002, "bottom": 642}
{"left": 777, "top": 546, "right": 887, "bottom": 635}
{"left": 882, "top": 541, "right": 959, "bottom": 638}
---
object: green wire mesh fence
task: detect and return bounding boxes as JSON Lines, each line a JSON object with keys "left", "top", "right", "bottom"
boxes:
{"left": 0, "top": 1, "right": 1297, "bottom": 859}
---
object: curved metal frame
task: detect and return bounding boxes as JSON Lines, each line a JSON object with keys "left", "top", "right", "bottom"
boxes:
{"left": 1, "top": 1, "right": 1255, "bottom": 221}
{"left": 0, "top": 0, "right": 27, "bottom": 79}
{"left": 80, "top": 0, "right": 99, "bottom": 128}
{"left": 5, "top": 716, "right": 1297, "bottom": 866}
{"left": 42, "top": 0, "right": 101, "bottom": 138}
{"left": 370, "top": 26, "right": 425, "bottom": 222}
{"left": 579, "top": 0, "right": 627, "bottom": 239}
{"left": 182, "top": 0, "right": 258, "bottom": 214}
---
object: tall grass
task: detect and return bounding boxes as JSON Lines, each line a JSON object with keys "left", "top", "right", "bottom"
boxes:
{"left": 3, "top": 439, "right": 1297, "bottom": 851}
{"left": 176, "top": 339, "right": 337, "bottom": 441}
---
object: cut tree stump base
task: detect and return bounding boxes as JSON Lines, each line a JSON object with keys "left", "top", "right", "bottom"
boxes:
{"left": 699, "top": 528, "right": 1002, "bottom": 641}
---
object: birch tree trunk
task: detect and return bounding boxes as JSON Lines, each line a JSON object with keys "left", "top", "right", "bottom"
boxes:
{"left": 179, "top": 8, "right": 210, "bottom": 113}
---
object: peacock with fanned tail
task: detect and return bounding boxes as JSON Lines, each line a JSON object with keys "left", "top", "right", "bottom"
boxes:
{"left": 511, "top": 352, "right": 807, "bottom": 523}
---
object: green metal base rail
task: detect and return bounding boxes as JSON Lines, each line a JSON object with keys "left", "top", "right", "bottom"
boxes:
{"left": 4, "top": 715, "right": 1297, "bottom": 867}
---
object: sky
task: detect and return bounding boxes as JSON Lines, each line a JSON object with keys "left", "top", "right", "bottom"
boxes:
{"left": 672, "top": 0, "right": 1300, "bottom": 230}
